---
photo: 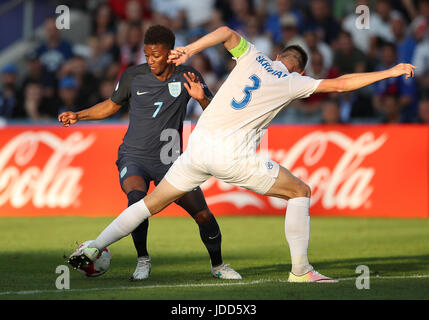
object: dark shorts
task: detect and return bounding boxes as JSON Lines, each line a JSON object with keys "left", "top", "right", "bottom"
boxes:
{"left": 116, "top": 153, "right": 209, "bottom": 216}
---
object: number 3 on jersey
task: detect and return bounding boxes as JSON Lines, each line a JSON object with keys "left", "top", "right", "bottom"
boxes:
{"left": 231, "top": 74, "right": 261, "bottom": 110}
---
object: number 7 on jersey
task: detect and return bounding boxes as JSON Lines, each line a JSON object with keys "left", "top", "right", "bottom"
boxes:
{"left": 152, "top": 102, "right": 163, "bottom": 118}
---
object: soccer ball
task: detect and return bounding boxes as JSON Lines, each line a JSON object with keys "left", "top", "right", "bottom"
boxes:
{"left": 76, "top": 240, "right": 111, "bottom": 277}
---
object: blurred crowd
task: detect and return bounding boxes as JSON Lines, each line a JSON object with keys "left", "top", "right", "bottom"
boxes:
{"left": 1, "top": 0, "right": 429, "bottom": 124}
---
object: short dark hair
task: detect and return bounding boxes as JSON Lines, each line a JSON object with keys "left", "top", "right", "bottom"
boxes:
{"left": 279, "top": 45, "right": 308, "bottom": 72}
{"left": 144, "top": 25, "right": 175, "bottom": 50}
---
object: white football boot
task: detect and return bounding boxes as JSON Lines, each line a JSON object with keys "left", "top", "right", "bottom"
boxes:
{"left": 68, "top": 247, "right": 99, "bottom": 269}
{"left": 211, "top": 263, "right": 242, "bottom": 280}
{"left": 131, "top": 256, "right": 151, "bottom": 280}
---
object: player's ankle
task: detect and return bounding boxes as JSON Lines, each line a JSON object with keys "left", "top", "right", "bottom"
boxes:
{"left": 291, "top": 263, "right": 313, "bottom": 276}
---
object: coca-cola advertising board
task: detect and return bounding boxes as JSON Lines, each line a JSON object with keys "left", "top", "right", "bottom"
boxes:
{"left": 0, "top": 124, "right": 428, "bottom": 218}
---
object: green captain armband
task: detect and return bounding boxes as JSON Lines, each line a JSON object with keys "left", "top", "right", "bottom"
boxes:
{"left": 228, "top": 37, "right": 249, "bottom": 58}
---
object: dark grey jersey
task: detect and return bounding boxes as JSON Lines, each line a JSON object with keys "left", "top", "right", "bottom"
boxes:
{"left": 111, "top": 64, "right": 213, "bottom": 161}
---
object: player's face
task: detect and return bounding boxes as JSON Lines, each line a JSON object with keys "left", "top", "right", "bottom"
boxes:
{"left": 144, "top": 44, "right": 171, "bottom": 76}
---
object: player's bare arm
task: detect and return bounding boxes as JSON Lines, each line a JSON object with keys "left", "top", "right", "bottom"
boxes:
{"left": 58, "top": 99, "right": 122, "bottom": 127}
{"left": 168, "top": 26, "right": 242, "bottom": 66}
{"left": 316, "top": 63, "right": 417, "bottom": 93}
{"left": 183, "top": 72, "right": 211, "bottom": 110}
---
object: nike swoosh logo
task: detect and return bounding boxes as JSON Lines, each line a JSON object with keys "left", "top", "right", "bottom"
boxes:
{"left": 208, "top": 231, "right": 220, "bottom": 240}
{"left": 136, "top": 91, "right": 149, "bottom": 95}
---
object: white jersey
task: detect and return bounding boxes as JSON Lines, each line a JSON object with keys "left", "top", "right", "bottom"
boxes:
{"left": 167, "top": 42, "right": 322, "bottom": 193}
{"left": 193, "top": 43, "right": 321, "bottom": 141}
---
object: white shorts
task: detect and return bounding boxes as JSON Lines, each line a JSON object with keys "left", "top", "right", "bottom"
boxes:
{"left": 165, "top": 133, "right": 280, "bottom": 195}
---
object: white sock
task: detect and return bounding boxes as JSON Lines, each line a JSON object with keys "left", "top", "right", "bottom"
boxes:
{"left": 285, "top": 197, "right": 312, "bottom": 275}
{"left": 91, "top": 199, "right": 152, "bottom": 250}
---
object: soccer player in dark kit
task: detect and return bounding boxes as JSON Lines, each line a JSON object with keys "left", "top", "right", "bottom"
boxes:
{"left": 58, "top": 25, "right": 241, "bottom": 280}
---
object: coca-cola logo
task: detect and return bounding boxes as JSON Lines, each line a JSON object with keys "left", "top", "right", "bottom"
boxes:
{"left": 203, "top": 131, "right": 387, "bottom": 211}
{"left": 0, "top": 131, "right": 95, "bottom": 208}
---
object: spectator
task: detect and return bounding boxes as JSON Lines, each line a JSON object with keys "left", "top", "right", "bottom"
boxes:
{"left": 118, "top": 21, "right": 146, "bottom": 76}
{"left": 171, "top": 0, "right": 216, "bottom": 29}
{"left": 58, "top": 55, "right": 100, "bottom": 107}
{"left": 410, "top": 0, "right": 429, "bottom": 42}
{"left": 369, "top": 0, "right": 396, "bottom": 52}
{"left": 227, "top": 0, "right": 255, "bottom": 35}
{"left": 303, "top": 26, "right": 333, "bottom": 69}
{"left": 391, "top": 11, "right": 417, "bottom": 63}
{"left": 245, "top": 15, "right": 273, "bottom": 56}
{"left": 87, "top": 35, "right": 119, "bottom": 79}
{"left": 95, "top": 79, "right": 128, "bottom": 119}
{"left": 0, "top": 64, "right": 20, "bottom": 119}
{"left": 279, "top": 13, "right": 308, "bottom": 54}
{"left": 412, "top": 36, "right": 429, "bottom": 98}
{"left": 305, "top": 50, "right": 339, "bottom": 105}
{"left": 305, "top": 0, "right": 340, "bottom": 45}
{"left": 320, "top": 99, "right": 342, "bottom": 124}
{"left": 379, "top": 93, "right": 403, "bottom": 124}
{"left": 57, "top": 76, "right": 79, "bottom": 115}
{"left": 263, "top": 0, "right": 304, "bottom": 44}
{"left": 109, "top": 0, "right": 151, "bottom": 21}
{"left": 116, "top": 0, "right": 148, "bottom": 47}
{"left": 333, "top": 30, "right": 367, "bottom": 75}
{"left": 186, "top": 53, "right": 218, "bottom": 121}
{"left": 415, "top": 98, "right": 429, "bottom": 123}
{"left": 35, "top": 17, "right": 73, "bottom": 75}
{"left": 207, "top": 8, "right": 226, "bottom": 32}
{"left": 91, "top": 2, "right": 117, "bottom": 38}
{"left": 342, "top": 0, "right": 375, "bottom": 55}
{"left": 189, "top": 53, "right": 217, "bottom": 92}
{"left": 20, "top": 51, "right": 54, "bottom": 95}
{"left": 17, "top": 81, "right": 58, "bottom": 120}
{"left": 373, "top": 42, "right": 418, "bottom": 122}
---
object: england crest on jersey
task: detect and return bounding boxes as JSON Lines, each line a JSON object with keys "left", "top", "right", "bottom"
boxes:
{"left": 168, "top": 82, "right": 181, "bottom": 97}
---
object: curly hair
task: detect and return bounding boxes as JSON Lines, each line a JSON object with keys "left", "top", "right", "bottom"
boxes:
{"left": 144, "top": 25, "right": 175, "bottom": 50}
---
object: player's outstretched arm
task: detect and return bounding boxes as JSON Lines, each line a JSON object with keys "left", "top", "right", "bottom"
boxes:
{"left": 168, "top": 26, "right": 241, "bottom": 66}
{"left": 58, "top": 99, "right": 122, "bottom": 127}
{"left": 315, "top": 63, "right": 417, "bottom": 93}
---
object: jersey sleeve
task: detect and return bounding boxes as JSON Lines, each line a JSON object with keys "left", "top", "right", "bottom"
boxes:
{"left": 288, "top": 73, "right": 322, "bottom": 100}
{"left": 185, "top": 67, "right": 214, "bottom": 100}
{"left": 110, "top": 69, "right": 133, "bottom": 106}
{"left": 230, "top": 37, "right": 258, "bottom": 66}
{"left": 196, "top": 71, "right": 214, "bottom": 99}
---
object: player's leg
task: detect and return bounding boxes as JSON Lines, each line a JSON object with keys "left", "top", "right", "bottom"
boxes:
{"left": 219, "top": 156, "right": 336, "bottom": 283}
{"left": 77, "top": 178, "right": 186, "bottom": 257}
{"left": 116, "top": 157, "right": 153, "bottom": 279}
{"left": 68, "top": 148, "right": 211, "bottom": 269}
{"left": 264, "top": 166, "right": 337, "bottom": 282}
{"left": 121, "top": 176, "right": 150, "bottom": 257}
{"left": 120, "top": 175, "right": 152, "bottom": 280}
{"left": 174, "top": 188, "right": 242, "bottom": 279}
{"left": 264, "top": 166, "right": 312, "bottom": 274}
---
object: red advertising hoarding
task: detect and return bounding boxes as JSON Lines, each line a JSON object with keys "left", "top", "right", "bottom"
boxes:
{"left": 0, "top": 124, "right": 428, "bottom": 218}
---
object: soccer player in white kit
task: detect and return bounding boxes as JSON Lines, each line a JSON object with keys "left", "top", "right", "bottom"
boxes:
{"left": 69, "top": 26, "right": 416, "bottom": 282}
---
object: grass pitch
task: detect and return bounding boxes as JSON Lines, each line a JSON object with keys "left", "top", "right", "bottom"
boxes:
{"left": 0, "top": 216, "right": 428, "bottom": 300}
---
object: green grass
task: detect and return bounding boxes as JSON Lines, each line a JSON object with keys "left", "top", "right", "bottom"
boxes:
{"left": 0, "top": 216, "right": 428, "bottom": 300}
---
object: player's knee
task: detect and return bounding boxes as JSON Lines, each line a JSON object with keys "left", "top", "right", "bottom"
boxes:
{"left": 294, "top": 182, "right": 311, "bottom": 199}
{"left": 127, "top": 190, "right": 147, "bottom": 207}
{"left": 193, "top": 209, "right": 212, "bottom": 224}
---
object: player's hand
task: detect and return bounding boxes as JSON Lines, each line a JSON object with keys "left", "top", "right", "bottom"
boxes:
{"left": 168, "top": 47, "right": 189, "bottom": 66}
{"left": 58, "top": 111, "right": 78, "bottom": 127}
{"left": 389, "top": 63, "right": 417, "bottom": 79}
{"left": 183, "top": 72, "right": 205, "bottom": 101}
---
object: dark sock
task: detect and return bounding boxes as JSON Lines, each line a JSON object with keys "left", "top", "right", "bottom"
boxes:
{"left": 127, "top": 190, "right": 149, "bottom": 257}
{"left": 198, "top": 214, "right": 223, "bottom": 267}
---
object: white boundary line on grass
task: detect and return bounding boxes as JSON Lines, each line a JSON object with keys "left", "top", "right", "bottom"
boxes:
{"left": 1, "top": 274, "right": 429, "bottom": 296}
